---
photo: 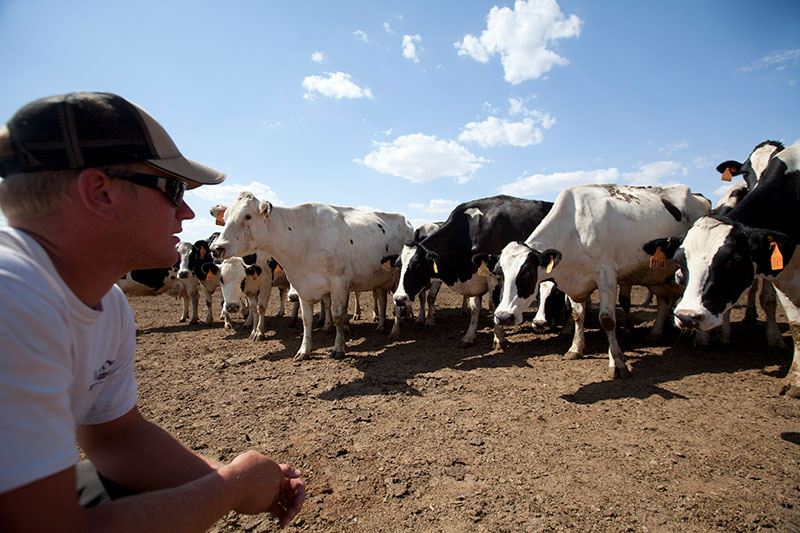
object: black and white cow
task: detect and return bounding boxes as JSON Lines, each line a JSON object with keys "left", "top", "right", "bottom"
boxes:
{"left": 644, "top": 143, "right": 800, "bottom": 397}
{"left": 492, "top": 184, "right": 711, "bottom": 378}
{"left": 176, "top": 236, "right": 219, "bottom": 325}
{"left": 391, "top": 195, "right": 554, "bottom": 349}
{"left": 210, "top": 192, "right": 413, "bottom": 360}
{"left": 117, "top": 262, "right": 192, "bottom": 321}
{"left": 208, "top": 253, "right": 274, "bottom": 340}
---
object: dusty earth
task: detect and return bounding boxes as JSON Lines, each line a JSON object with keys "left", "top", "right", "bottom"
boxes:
{"left": 128, "top": 285, "right": 800, "bottom": 532}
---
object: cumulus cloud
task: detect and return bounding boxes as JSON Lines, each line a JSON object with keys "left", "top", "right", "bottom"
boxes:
{"left": 659, "top": 140, "right": 689, "bottom": 153}
{"left": 187, "top": 181, "right": 283, "bottom": 207}
{"left": 500, "top": 168, "right": 620, "bottom": 197}
{"left": 355, "top": 133, "right": 490, "bottom": 183}
{"left": 622, "top": 161, "right": 686, "bottom": 186}
{"left": 302, "top": 71, "right": 374, "bottom": 100}
{"left": 311, "top": 51, "right": 324, "bottom": 63}
{"left": 454, "top": 0, "right": 582, "bottom": 84}
{"left": 402, "top": 34, "right": 422, "bottom": 62}
{"left": 408, "top": 199, "right": 461, "bottom": 214}
{"left": 459, "top": 97, "right": 555, "bottom": 147}
{"left": 383, "top": 22, "right": 395, "bottom": 34}
{"left": 353, "top": 30, "right": 370, "bottom": 43}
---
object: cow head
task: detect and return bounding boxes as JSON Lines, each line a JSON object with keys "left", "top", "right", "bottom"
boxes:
{"left": 210, "top": 192, "right": 272, "bottom": 259}
{"left": 393, "top": 242, "right": 439, "bottom": 307}
{"left": 214, "top": 257, "right": 263, "bottom": 314}
{"left": 491, "top": 241, "right": 562, "bottom": 326}
{"left": 176, "top": 241, "right": 195, "bottom": 279}
{"left": 716, "top": 140, "right": 784, "bottom": 189}
{"left": 643, "top": 215, "right": 794, "bottom": 331}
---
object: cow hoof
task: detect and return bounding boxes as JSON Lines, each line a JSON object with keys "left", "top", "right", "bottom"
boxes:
{"left": 564, "top": 351, "right": 582, "bottom": 360}
{"left": 459, "top": 338, "right": 474, "bottom": 348}
{"left": 779, "top": 382, "right": 800, "bottom": 399}
{"left": 743, "top": 311, "right": 758, "bottom": 324}
{"left": 331, "top": 349, "right": 346, "bottom": 359}
{"left": 189, "top": 319, "right": 198, "bottom": 325}
{"left": 492, "top": 339, "right": 506, "bottom": 351}
{"left": 293, "top": 351, "right": 309, "bottom": 362}
{"left": 768, "top": 338, "right": 787, "bottom": 350}
{"left": 388, "top": 332, "right": 399, "bottom": 343}
{"left": 609, "top": 365, "right": 631, "bottom": 379}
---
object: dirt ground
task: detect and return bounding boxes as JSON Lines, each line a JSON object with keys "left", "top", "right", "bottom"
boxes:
{"left": 129, "top": 285, "right": 800, "bottom": 532}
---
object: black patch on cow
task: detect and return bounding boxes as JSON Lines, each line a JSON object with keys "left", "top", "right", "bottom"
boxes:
{"left": 350, "top": 239, "right": 354, "bottom": 245}
{"left": 700, "top": 229, "right": 754, "bottom": 315}
{"left": 242, "top": 253, "right": 257, "bottom": 266}
{"left": 377, "top": 223, "right": 385, "bottom": 234}
{"left": 400, "top": 243, "right": 437, "bottom": 301}
{"left": 514, "top": 251, "right": 541, "bottom": 300}
{"left": 661, "top": 198, "right": 682, "bottom": 222}
{"left": 130, "top": 268, "right": 170, "bottom": 290}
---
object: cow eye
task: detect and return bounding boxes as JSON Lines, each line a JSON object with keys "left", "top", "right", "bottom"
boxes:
{"left": 245, "top": 214, "right": 252, "bottom": 220}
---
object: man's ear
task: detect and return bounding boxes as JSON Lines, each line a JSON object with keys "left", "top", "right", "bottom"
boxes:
{"left": 76, "top": 168, "right": 117, "bottom": 219}
{"left": 745, "top": 228, "right": 795, "bottom": 275}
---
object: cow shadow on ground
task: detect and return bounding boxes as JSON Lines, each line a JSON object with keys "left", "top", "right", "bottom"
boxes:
{"left": 138, "top": 321, "right": 227, "bottom": 335}
{"left": 561, "top": 316, "right": 792, "bottom": 405}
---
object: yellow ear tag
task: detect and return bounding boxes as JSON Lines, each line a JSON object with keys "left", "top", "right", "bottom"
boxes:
{"left": 546, "top": 256, "right": 555, "bottom": 274}
{"left": 433, "top": 261, "right": 439, "bottom": 274}
{"left": 770, "top": 241, "right": 784, "bottom": 270}
{"left": 721, "top": 167, "right": 733, "bottom": 182}
{"left": 650, "top": 246, "right": 666, "bottom": 269}
{"left": 215, "top": 213, "right": 225, "bottom": 226}
{"left": 477, "top": 261, "right": 491, "bottom": 277}
{"left": 382, "top": 260, "right": 392, "bottom": 272}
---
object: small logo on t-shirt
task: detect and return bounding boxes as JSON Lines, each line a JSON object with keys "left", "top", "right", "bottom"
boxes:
{"left": 89, "top": 360, "right": 114, "bottom": 390}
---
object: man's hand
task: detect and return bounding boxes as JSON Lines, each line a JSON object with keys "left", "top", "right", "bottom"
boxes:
{"left": 220, "top": 452, "right": 305, "bottom": 528}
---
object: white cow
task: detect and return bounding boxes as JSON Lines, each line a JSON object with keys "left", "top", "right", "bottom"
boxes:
{"left": 492, "top": 184, "right": 711, "bottom": 379}
{"left": 208, "top": 254, "right": 274, "bottom": 340}
{"left": 210, "top": 192, "right": 413, "bottom": 360}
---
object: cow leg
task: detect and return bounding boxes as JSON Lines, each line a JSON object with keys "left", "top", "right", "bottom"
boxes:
{"left": 744, "top": 279, "right": 759, "bottom": 324}
{"left": 492, "top": 323, "right": 506, "bottom": 351}
{"left": 374, "top": 288, "right": 388, "bottom": 332}
{"left": 773, "top": 289, "right": 800, "bottom": 398}
{"left": 461, "top": 295, "right": 469, "bottom": 315}
{"left": 618, "top": 284, "right": 634, "bottom": 334}
{"left": 294, "top": 298, "right": 315, "bottom": 361}
{"left": 425, "top": 281, "right": 442, "bottom": 328}
{"left": 565, "top": 297, "right": 586, "bottom": 359}
{"left": 597, "top": 275, "right": 629, "bottom": 379}
{"left": 459, "top": 294, "right": 483, "bottom": 346}
{"left": 720, "top": 310, "right": 732, "bottom": 344}
{"left": 416, "top": 288, "right": 428, "bottom": 325}
{"left": 187, "top": 284, "right": 199, "bottom": 325}
{"left": 351, "top": 291, "right": 362, "bottom": 320}
{"left": 276, "top": 287, "right": 287, "bottom": 317}
{"left": 251, "top": 283, "right": 272, "bottom": 342}
{"left": 761, "top": 280, "right": 786, "bottom": 349}
{"left": 330, "top": 289, "right": 349, "bottom": 358}
{"left": 179, "top": 289, "right": 190, "bottom": 323}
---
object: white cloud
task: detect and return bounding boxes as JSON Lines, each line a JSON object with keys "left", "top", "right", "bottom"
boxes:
{"left": 402, "top": 34, "right": 422, "bottom": 62}
{"left": 622, "top": 160, "right": 686, "bottom": 186}
{"left": 311, "top": 51, "right": 324, "bottom": 63}
{"left": 454, "top": 0, "right": 582, "bottom": 85}
{"left": 355, "top": 133, "right": 490, "bottom": 183}
{"left": 499, "top": 168, "right": 620, "bottom": 197}
{"left": 187, "top": 181, "right": 283, "bottom": 207}
{"left": 659, "top": 140, "right": 689, "bottom": 153}
{"left": 408, "top": 199, "right": 461, "bottom": 214}
{"left": 383, "top": 22, "right": 395, "bottom": 34}
{"left": 302, "top": 71, "right": 374, "bottom": 100}
{"left": 459, "top": 97, "right": 554, "bottom": 147}
{"left": 740, "top": 49, "right": 800, "bottom": 72}
{"left": 353, "top": 30, "right": 370, "bottom": 43}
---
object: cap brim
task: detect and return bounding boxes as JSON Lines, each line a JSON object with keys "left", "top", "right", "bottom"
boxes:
{"left": 145, "top": 156, "right": 226, "bottom": 190}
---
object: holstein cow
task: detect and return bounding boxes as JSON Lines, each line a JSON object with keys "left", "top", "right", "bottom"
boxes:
{"left": 492, "top": 184, "right": 711, "bottom": 378}
{"left": 210, "top": 192, "right": 413, "bottom": 360}
{"left": 644, "top": 143, "right": 800, "bottom": 397}
{"left": 391, "top": 195, "right": 554, "bottom": 349}
{"left": 117, "top": 262, "right": 192, "bottom": 322}
{"left": 208, "top": 253, "right": 274, "bottom": 340}
{"left": 176, "top": 236, "right": 219, "bottom": 325}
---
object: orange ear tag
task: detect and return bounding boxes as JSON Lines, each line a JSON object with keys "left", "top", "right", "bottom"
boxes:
{"left": 253, "top": 270, "right": 259, "bottom": 279}
{"left": 770, "top": 241, "right": 784, "bottom": 270}
{"left": 199, "top": 248, "right": 206, "bottom": 260}
{"left": 382, "top": 260, "right": 392, "bottom": 272}
{"left": 650, "top": 246, "right": 666, "bottom": 269}
{"left": 546, "top": 256, "right": 555, "bottom": 274}
{"left": 206, "top": 271, "right": 215, "bottom": 281}
{"left": 215, "top": 213, "right": 225, "bottom": 226}
{"left": 721, "top": 168, "right": 733, "bottom": 182}
{"left": 274, "top": 264, "right": 283, "bottom": 275}
{"left": 433, "top": 261, "right": 439, "bottom": 274}
{"left": 478, "top": 261, "right": 491, "bottom": 277}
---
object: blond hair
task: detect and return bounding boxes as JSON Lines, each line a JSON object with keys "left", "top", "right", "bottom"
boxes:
{"left": 0, "top": 127, "right": 139, "bottom": 220}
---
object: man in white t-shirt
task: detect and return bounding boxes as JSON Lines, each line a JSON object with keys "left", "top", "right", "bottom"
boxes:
{"left": 0, "top": 92, "right": 304, "bottom": 531}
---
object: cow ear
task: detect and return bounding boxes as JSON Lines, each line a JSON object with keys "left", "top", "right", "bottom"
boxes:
{"left": 643, "top": 235, "right": 683, "bottom": 259}
{"left": 745, "top": 228, "right": 795, "bottom": 275}
{"left": 716, "top": 160, "right": 742, "bottom": 176}
{"left": 381, "top": 254, "right": 398, "bottom": 271}
{"left": 471, "top": 253, "right": 498, "bottom": 272}
{"left": 259, "top": 200, "right": 273, "bottom": 218}
{"left": 536, "top": 249, "right": 562, "bottom": 274}
{"left": 210, "top": 205, "right": 227, "bottom": 226}
{"left": 242, "top": 253, "right": 257, "bottom": 266}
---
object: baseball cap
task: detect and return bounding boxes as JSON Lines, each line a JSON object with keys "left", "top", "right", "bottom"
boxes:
{"left": 0, "top": 92, "right": 225, "bottom": 189}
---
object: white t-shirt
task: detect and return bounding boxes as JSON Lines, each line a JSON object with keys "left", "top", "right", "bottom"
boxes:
{"left": 0, "top": 227, "right": 138, "bottom": 493}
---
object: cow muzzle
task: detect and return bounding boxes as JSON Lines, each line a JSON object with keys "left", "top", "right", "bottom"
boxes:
{"left": 178, "top": 271, "right": 190, "bottom": 279}
{"left": 225, "top": 302, "right": 240, "bottom": 313}
{"left": 211, "top": 245, "right": 226, "bottom": 259}
{"left": 394, "top": 295, "right": 412, "bottom": 307}
{"left": 673, "top": 308, "right": 719, "bottom": 331}
{"left": 494, "top": 310, "right": 517, "bottom": 326}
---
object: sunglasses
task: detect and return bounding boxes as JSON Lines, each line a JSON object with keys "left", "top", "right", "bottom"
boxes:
{"left": 105, "top": 171, "right": 187, "bottom": 206}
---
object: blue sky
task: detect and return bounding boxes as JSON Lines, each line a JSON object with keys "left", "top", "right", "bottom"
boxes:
{"left": 1, "top": 0, "right": 798, "bottom": 244}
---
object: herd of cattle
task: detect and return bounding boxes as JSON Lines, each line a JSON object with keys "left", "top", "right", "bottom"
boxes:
{"left": 119, "top": 140, "right": 800, "bottom": 400}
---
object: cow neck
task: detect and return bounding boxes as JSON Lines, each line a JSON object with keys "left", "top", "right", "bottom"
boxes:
{"left": 729, "top": 163, "right": 800, "bottom": 241}
{"left": 420, "top": 216, "right": 475, "bottom": 285}
{"left": 254, "top": 204, "right": 304, "bottom": 266}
